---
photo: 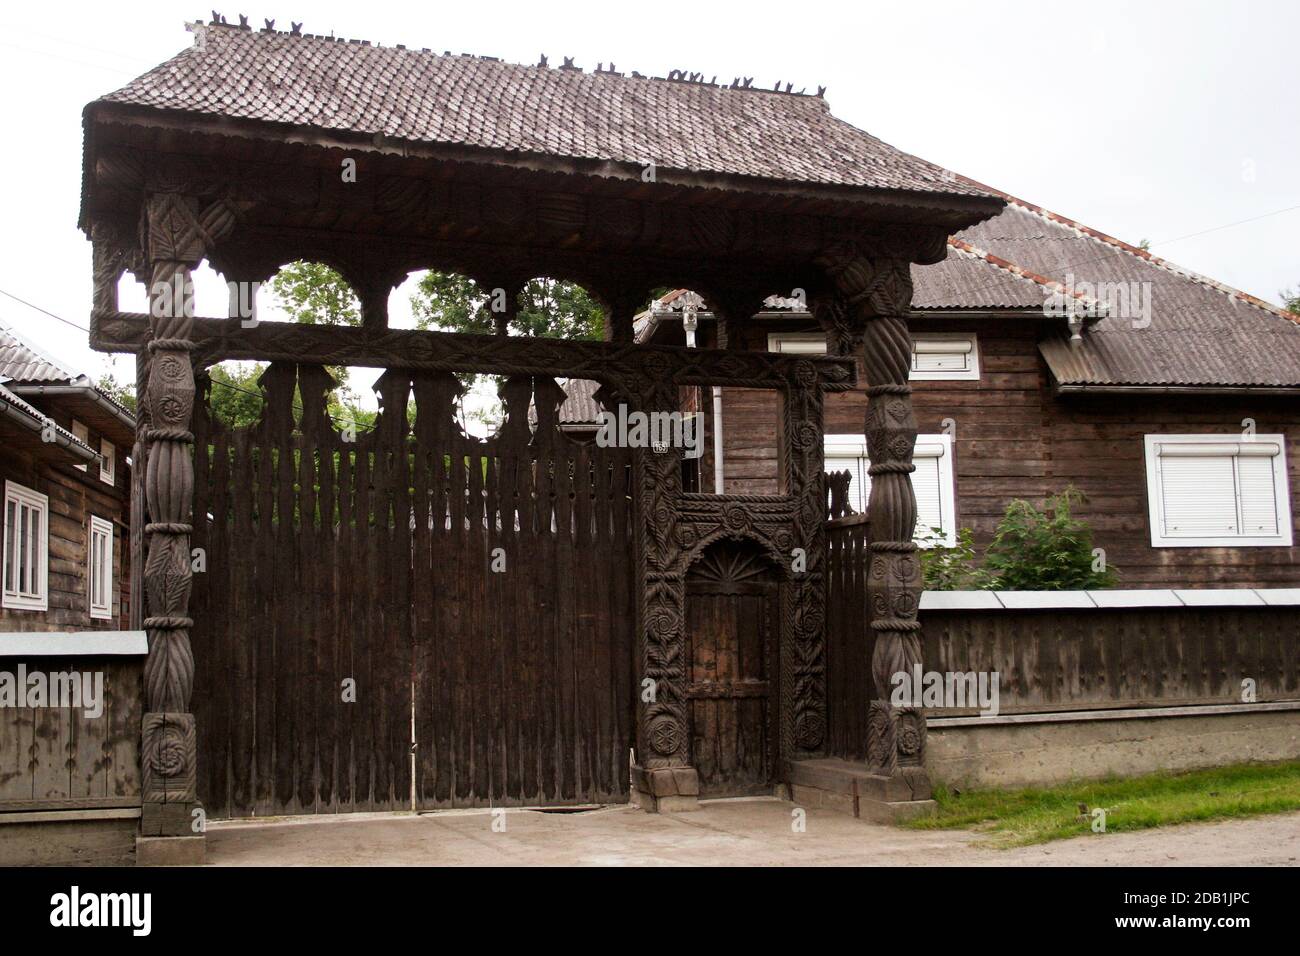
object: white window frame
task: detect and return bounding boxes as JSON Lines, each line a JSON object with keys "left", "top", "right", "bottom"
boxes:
{"left": 1144, "top": 433, "right": 1293, "bottom": 548}
{"left": 99, "top": 438, "right": 116, "bottom": 486}
{"left": 767, "top": 332, "right": 827, "bottom": 354}
{"left": 3, "top": 481, "right": 49, "bottom": 611}
{"left": 910, "top": 333, "right": 980, "bottom": 381}
{"left": 72, "top": 419, "right": 89, "bottom": 472}
{"left": 88, "top": 515, "right": 113, "bottom": 621}
{"left": 824, "top": 432, "right": 957, "bottom": 547}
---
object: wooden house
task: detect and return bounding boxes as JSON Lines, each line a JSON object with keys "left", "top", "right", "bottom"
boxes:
{"left": 0, "top": 325, "right": 135, "bottom": 631}
{"left": 624, "top": 187, "right": 1300, "bottom": 588}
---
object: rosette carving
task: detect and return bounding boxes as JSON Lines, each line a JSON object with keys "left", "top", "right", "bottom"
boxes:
{"left": 821, "top": 245, "right": 929, "bottom": 773}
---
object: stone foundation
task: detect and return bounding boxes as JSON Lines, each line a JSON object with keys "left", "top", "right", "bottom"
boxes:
{"left": 926, "top": 703, "right": 1300, "bottom": 790}
{"left": 631, "top": 765, "right": 700, "bottom": 813}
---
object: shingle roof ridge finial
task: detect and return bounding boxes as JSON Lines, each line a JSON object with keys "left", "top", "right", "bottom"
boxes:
{"left": 219, "top": 24, "right": 826, "bottom": 100}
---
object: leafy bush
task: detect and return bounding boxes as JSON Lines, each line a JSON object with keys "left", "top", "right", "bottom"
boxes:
{"left": 920, "top": 527, "right": 996, "bottom": 591}
{"left": 982, "top": 487, "right": 1117, "bottom": 590}
{"left": 920, "top": 487, "right": 1117, "bottom": 591}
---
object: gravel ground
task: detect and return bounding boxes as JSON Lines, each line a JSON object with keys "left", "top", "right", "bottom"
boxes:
{"left": 203, "top": 797, "right": 1300, "bottom": 866}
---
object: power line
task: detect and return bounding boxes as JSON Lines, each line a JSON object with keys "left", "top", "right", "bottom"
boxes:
{"left": 906, "top": 199, "right": 1300, "bottom": 311}
{"left": 1150, "top": 202, "right": 1300, "bottom": 249}
{"left": 0, "top": 287, "right": 96, "bottom": 334}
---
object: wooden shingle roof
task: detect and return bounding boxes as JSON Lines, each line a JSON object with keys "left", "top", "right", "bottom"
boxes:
{"left": 94, "top": 23, "right": 992, "bottom": 197}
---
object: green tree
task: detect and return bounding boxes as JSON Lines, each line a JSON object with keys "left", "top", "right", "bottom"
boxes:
{"left": 96, "top": 373, "right": 137, "bottom": 413}
{"left": 268, "top": 260, "right": 361, "bottom": 327}
{"left": 1282, "top": 286, "right": 1300, "bottom": 315}
{"left": 206, "top": 362, "right": 264, "bottom": 430}
{"left": 204, "top": 361, "right": 376, "bottom": 434}
{"left": 409, "top": 272, "right": 604, "bottom": 339}
{"left": 409, "top": 272, "right": 605, "bottom": 433}
{"left": 983, "top": 487, "right": 1117, "bottom": 590}
{"left": 196, "top": 262, "right": 376, "bottom": 432}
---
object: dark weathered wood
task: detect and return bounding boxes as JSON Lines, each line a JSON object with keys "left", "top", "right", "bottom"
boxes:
{"left": 0, "top": 657, "right": 142, "bottom": 807}
{"left": 93, "top": 312, "right": 856, "bottom": 395}
{"left": 822, "top": 587, "right": 1300, "bottom": 748}
{"left": 824, "top": 519, "right": 871, "bottom": 758}
{"left": 191, "top": 368, "right": 640, "bottom": 815}
{"left": 685, "top": 541, "right": 781, "bottom": 797}
{"left": 945, "top": 604, "right": 1300, "bottom": 712}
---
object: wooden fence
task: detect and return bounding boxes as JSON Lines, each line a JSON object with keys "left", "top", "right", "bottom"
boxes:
{"left": 824, "top": 516, "right": 1300, "bottom": 758}
{"left": 0, "top": 633, "right": 143, "bottom": 865}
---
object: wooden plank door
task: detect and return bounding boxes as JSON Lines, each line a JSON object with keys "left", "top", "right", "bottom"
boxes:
{"left": 685, "top": 542, "right": 779, "bottom": 798}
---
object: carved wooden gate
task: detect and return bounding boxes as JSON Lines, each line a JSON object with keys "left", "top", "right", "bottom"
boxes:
{"left": 189, "top": 364, "right": 635, "bottom": 817}
{"left": 685, "top": 541, "right": 780, "bottom": 797}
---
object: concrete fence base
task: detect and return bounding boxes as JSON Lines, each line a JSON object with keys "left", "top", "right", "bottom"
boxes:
{"left": 925, "top": 702, "right": 1300, "bottom": 790}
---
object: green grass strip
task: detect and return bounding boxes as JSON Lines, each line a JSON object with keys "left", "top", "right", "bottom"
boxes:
{"left": 904, "top": 761, "right": 1300, "bottom": 847}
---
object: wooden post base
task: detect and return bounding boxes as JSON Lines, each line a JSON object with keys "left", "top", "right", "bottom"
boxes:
{"left": 136, "top": 835, "right": 205, "bottom": 866}
{"left": 140, "top": 800, "right": 203, "bottom": 837}
{"left": 785, "top": 759, "right": 937, "bottom": 824}
{"left": 631, "top": 765, "right": 700, "bottom": 813}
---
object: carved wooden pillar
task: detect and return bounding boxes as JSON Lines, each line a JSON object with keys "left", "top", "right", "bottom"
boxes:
{"left": 820, "top": 253, "right": 925, "bottom": 783}
{"left": 629, "top": 371, "right": 698, "bottom": 811}
{"left": 711, "top": 293, "right": 763, "bottom": 350}
{"left": 600, "top": 288, "right": 643, "bottom": 344}
{"left": 130, "top": 351, "right": 149, "bottom": 632}
{"left": 138, "top": 193, "right": 237, "bottom": 845}
{"left": 782, "top": 376, "right": 828, "bottom": 760}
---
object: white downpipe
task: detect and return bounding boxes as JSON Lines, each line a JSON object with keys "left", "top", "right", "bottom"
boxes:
{"left": 679, "top": 298, "right": 724, "bottom": 493}
{"left": 711, "top": 386, "right": 724, "bottom": 494}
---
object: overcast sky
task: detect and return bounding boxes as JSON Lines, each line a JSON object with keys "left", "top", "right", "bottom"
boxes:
{"left": 2, "top": 0, "right": 1297, "bottom": 402}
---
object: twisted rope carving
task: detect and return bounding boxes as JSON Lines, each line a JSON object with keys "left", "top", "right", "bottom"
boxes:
{"left": 822, "top": 251, "right": 926, "bottom": 773}
{"left": 140, "top": 194, "right": 241, "bottom": 820}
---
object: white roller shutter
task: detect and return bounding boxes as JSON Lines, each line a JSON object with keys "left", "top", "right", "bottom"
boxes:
{"left": 910, "top": 335, "right": 979, "bottom": 380}
{"left": 825, "top": 434, "right": 956, "bottom": 546}
{"left": 1146, "top": 435, "right": 1292, "bottom": 547}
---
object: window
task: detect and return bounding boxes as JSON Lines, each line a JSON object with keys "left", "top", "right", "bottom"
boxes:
{"left": 767, "top": 333, "right": 827, "bottom": 354}
{"left": 767, "top": 331, "right": 981, "bottom": 383}
{"left": 99, "top": 439, "right": 115, "bottom": 486}
{"left": 88, "top": 515, "right": 113, "bottom": 620}
{"left": 72, "top": 420, "right": 89, "bottom": 471}
{"left": 1144, "top": 434, "right": 1293, "bottom": 547}
{"left": 910, "top": 334, "right": 979, "bottom": 381}
{"left": 3, "top": 481, "right": 48, "bottom": 611}
{"left": 824, "top": 433, "right": 957, "bottom": 547}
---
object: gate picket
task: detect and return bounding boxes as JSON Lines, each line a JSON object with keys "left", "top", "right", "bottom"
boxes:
{"left": 192, "top": 368, "right": 635, "bottom": 817}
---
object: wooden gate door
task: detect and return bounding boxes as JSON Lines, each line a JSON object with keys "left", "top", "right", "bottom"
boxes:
{"left": 408, "top": 374, "right": 636, "bottom": 809}
{"left": 685, "top": 541, "right": 780, "bottom": 797}
{"left": 191, "top": 365, "right": 637, "bottom": 817}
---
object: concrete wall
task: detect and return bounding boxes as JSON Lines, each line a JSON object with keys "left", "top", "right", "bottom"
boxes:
{"left": 926, "top": 704, "right": 1300, "bottom": 789}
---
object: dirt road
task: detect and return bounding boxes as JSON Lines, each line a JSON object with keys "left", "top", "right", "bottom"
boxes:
{"left": 204, "top": 797, "right": 1300, "bottom": 866}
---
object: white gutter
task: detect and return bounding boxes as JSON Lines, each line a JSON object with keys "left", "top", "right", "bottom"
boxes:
{"left": 7, "top": 383, "right": 137, "bottom": 432}
{"left": 677, "top": 300, "right": 726, "bottom": 493}
{"left": 711, "top": 386, "right": 724, "bottom": 493}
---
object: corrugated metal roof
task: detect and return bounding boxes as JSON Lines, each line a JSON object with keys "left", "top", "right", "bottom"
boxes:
{"left": 636, "top": 196, "right": 1300, "bottom": 390}
{"left": 0, "top": 325, "right": 86, "bottom": 385}
{"left": 0, "top": 323, "right": 135, "bottom": 419}
{"left": 558, "top": 378, "right": 603, "bottom": 425}
{"left": 950, "top": 201, "right": 1300, "bottom": 387}
{"left": 0, "top": 381, "right": 97, "bottom": 454}
{"left": 912, "top": 239, "right": 1106, "bottom": 312}
{"left": 93, "top": 23, "right": 993, "bottom": 197}
{"left": 912, "top": 244, "right": 1047, "bottom": 309}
